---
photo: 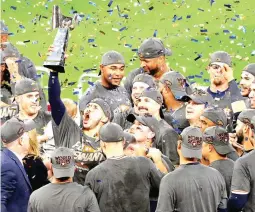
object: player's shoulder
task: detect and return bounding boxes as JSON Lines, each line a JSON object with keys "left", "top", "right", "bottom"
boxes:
{"left": 236, "top": 150, "right": 255, "bottom": 165}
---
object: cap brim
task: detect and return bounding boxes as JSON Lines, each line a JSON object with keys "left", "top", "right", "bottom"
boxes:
{"left": 171, "top": 89, "right": 189, "bottom": 101}
{"left": 181, "top": 144, "right": 202, "bottom": 159}
{"left": 160, "top": 108, "right": 164, "bottom": 119}
{"left": 98, "top": 70, "right": 101, "bottom": 76}
{"left": 126, "top": 113, "right": 147, "bottom": 126}
{"left": 23, "top": 120, "right": 37, "bottom": 132}
{"left": 185, "top": 95, "right": 206, "bottom": 104}
{"left": 52, "top": 166, "right": 75, "bottom": 178}
{"left": 164, "top": 48, "right": 172, "bottom": 56}
{"left": 213, "top": 144, "right": 235, "bottom": 155}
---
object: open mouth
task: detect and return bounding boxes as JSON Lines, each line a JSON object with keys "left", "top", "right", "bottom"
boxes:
{"left": 83, "top": 113, "right": 90, "bottom": 124}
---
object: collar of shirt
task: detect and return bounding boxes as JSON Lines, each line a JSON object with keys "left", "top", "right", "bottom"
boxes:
{"left": 207, "top": 87, "right": 229, "bottom": 98}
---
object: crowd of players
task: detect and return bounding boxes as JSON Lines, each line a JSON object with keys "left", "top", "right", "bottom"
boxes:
{"left": 1, "top": 20, "right": 255, "bottom": 212}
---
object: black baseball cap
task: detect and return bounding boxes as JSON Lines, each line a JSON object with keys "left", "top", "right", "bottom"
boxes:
{"left": 138, "top": 38, "right": 172, "bottom": 59}
{"left": 99, "top": 123, "right": 124, "bottom": 142}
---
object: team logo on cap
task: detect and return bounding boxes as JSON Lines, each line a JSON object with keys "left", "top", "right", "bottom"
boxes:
{"left": 17, "top": 127, "right": 24, "bottom": 136}
{"left": 55, "top": 156, "right": 72, "bottom": 167}
{"left": 218, "top": 132, "right": 228, "bottom": 144}
{"left": 177, "top": 78, "right": 186, "bottom": 88}
{"left": 164, "top": 80, "right": 172, "bottom": 87}
{"left": 188, "top": 135, "right": 202, "bottom": 147}
{"left": 216, "top": 58, "right": 221, "bottom": 62}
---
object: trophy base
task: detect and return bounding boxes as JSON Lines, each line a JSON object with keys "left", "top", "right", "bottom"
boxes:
{"left": 43, "top": 61, "right": 65, "bottom": 73}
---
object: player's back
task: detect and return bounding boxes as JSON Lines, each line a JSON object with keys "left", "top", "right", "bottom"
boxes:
{"left": 85, "top": 156, "right": 162, "bottom": 212}
{"left": 157, "top": 163, "right": 227, "bottom": 212}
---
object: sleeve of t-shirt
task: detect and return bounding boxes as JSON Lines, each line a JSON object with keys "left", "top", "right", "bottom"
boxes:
{"left": 85, "top": 170, "right": 99, "bottom": 197}
{"left": 52, "top": 111, "right": 81, "bottom": 148}
{"left": 27, "top": 194, "right": 35, "bottom": 212}
{"left": 161, "top": 129, "right": 179, "bottom": 166}
{"left": 231, "top": 159, "right": 251, "bottom": 193}
{"left": 83, "top": 188, "right": 101, "bottom": 212}
{"left": 148, "top": 158, "right": 164, "bottom": 190}
{"left": 156, "top": 175, "right": 176, "bottom": 212}
{"left": 217, "top": 172, "right": 228, "bottom": 210}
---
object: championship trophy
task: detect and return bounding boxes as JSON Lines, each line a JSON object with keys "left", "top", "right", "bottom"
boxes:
{"left": 43, "top": 5, "right": 78, "bottom": 73}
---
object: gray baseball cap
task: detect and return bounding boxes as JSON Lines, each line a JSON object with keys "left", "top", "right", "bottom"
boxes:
{"left": 160, "top": 71, "right": 190, "bottom": 100}
{"left": 201, "top": 107, "right": 227, "bottom": 128}
{"left": 14, "top": 78, "right": 39, "bottom": 96}
{"left": 79, "top": 98, "right": 113, "bottom": 121}
{"left": 99, "top": 50, "right": 125, "bottom": 75}
{"left": 242, "top": 63, "right": 255, "bottom": 77}
{"left": 99, "top": 123, "right": 124, "bottom": 142}
{"left": 123, "top": 132, "right": 136, "bottom": 149}
{"left": 1, "top": 117, "right": 35, "bottom": 143}
{"left": 0, "top": 21, "right": 8, "bottom": 34}
{"left": 203, "top": 126, "right": 235, "bottom": 155}
{"left": 185, "top": 89, "right": 213, "bottom": 105}
{"left": 139, "top": 88, "right": 163, "bottom": 105}
{"left": 51, "top": 147, "right": 75, "bottom": 178}
{"left": 210, "top": 51, "right": 232, "bottom": 67}
{"left": 127, "top": 113, "right": 159, "bottom": 134}
{"left": 0, "top": 42, "right": 20, "bottom": 64}
{"left": 180, "top": 126, "right": 203, "bottom": 159}
{"left": 132, "top": 74, "right": 157, "bottom": 89}
{"left": 237, "top": 109, "right": 255, "bottom": 126}
{"left": 138, "top": 38, "right": 172, "bottom": 59}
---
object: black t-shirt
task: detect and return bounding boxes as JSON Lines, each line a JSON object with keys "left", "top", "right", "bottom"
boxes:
{"left": 85, "top": 156, "right": 163, "bottom": 212}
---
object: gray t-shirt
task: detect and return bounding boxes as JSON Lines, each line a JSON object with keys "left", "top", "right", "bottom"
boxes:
{"left": 52, "top": 112, "right": 105, "bottom": 185}
{"left": 80, "top": 81, "right": 131, "bottom": 112}
{"left": 112, "top": 107, "right": 134, "bottom": 130}
{"left": 231, "top": 150, "right": 255, "bottom": 212}
{"left": 156, "top": 163, "right": 228, "bottom": 212}
{"left": 210, "top": 159, "right": 234, "bottom": 197}
{"left": 156, "top": 120, "right": 179, "bottom": 165}
{"left": 163, "top": 104, "right": 189, "bottom": 133}
{"left": 0, "top": 104, "right": 18, "bottom": 125}
{"left": 32, "top": 110, "right": 51, "bottom": 135}
{"left": 85, "top": 156, "right": 163, "bottom": 212}
{"left": 28, "top": 182, "right": 100, "bottom": 212}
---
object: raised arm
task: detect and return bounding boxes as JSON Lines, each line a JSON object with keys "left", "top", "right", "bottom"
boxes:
{"left": 48, "top": 71, "right": 66, "bottom": 125}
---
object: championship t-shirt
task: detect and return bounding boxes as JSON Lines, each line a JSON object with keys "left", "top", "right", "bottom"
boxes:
{"left": 210, "top": 159, "right": 234, "bottom": 197}
{"left": 52, "top": 112, "right": 105, "bottom": 185}
{"left": 231, "top": 150, "right": 255, "bottom": 212}
{"left": 156, "top": 163, "right": 228, "bottom": 212}
{"left": 80, "top": 81, "right": 131, "bottom": 112}
{"left": 0, "top": 103, "right": 18, "bottom": 125}
{"left": 85, "top": 156, "right": 163, "bottom": 212}
{"left": 28, "top": 182, "right": 100, "bottom": 212}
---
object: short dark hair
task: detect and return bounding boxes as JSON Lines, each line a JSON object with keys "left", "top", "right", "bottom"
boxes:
{"left": 56, "top": 177, "right": 70, "bottom": 182}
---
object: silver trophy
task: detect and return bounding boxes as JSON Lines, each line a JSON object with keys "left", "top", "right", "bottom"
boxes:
{"left": 43, "top": 5, "right": 78, "bottom": 73}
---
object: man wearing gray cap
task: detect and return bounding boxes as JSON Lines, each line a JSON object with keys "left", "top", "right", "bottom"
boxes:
{"left": 185, "top": 89, "right": 213, "bottom": 128}
{"left": 156, "top": 126, "right": 228, "bottom": 212}
{"left": 230, "top": 109, "right": 255, "bottom": 157}
{"left": 159, "top": 71, "right": 192, "bottom": 132}
{"left": 1, "top": 21, "right": 47, "bottom": 110}
{"left": 199, "top": 107, "right": 239, "bottom": 162}
{"left": 27, "top": 147, "right": 100, "bottom": 212}
{"left": 228, "top": 116, "right": 255, "bottom": 212}
{"left": 49, "top": 72, "right": 112, "bottom": 184}
{"left": 79, "top": 50, "right": 131, "bottom": 112}
{"left": 113, "top": 73, "right": 157, "bottom": 129}
{"left": 202, "top": 126, "right": 235, "bottom": 196}
{"left": 207, "top": 51, "right": 245, "bottom": 112}
{"left": 1, "top": 117, "right": 34, "bottom": 212}
{"left": 85, "top": 123, "right": 163, "bottom": 212}
{"left": 124, "top": 37, "right": 172, "bottom": 95}
{"left": 240, "top": 63, "right": 255, "bottom": 97}
{"left": 127, "top": 113, "right": 179, "bottom": 166}
{"left": 14, "top": 78, "right": 51, "bottom": 135}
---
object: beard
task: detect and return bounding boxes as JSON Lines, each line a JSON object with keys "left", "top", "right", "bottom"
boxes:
{"left": 236, "top": 133, "right": 244, "bottom": 144}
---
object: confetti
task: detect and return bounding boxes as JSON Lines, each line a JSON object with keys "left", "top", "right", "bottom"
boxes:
{"left": 74, "top": 66, "right": 79, "bottom": 71}
{"left": 149, "top": 6, "right": 154, "bottom": 10}
{"left": 108, "top": 0, "right": 113, "bottom": 7}
{"left": 88, "top": 81, "right": 94, "bottom": 86}
{"left": 191, "top": 38, "right": 198, "bottom": 42}
{"left": 124, "top": 44, "right": 132, "bottom": 48}
{"left": 229, "top": 35, "right": 236, "bottom": 39}
{"left": 119, "top": 27, "right": 127, "bottom": 32}
{"left": 88, "top": 38, "right": 95, "bottom": 43}
{"left": 10, "top": 6, "right": 17, "bottom": 10}
{"left": 89, "top": 1, "right": 96, "bottom": 6}
{"left": 194, "top": 54, "right": 202, "bottom": 61}
{"left": 186, "top": 15, "right": 191, "bottom": 19}
{"left": 68, "top": 82, "right": 76, "bottom": 86}
{"left": 198, "top": 8, "right": 204, "bottom": 12}
{"left": 153, "top": 30, "right": 158, "bottom": 37}
{"left": 23, "top": 40, "right": 30, "bottom": 43}
{"left": 99, "top": 30, "right": 106, "bottom": 35}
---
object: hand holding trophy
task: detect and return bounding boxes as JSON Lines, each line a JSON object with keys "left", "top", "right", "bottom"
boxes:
{"left": 43, "top": 5, "right": 78, "bottom": 73}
